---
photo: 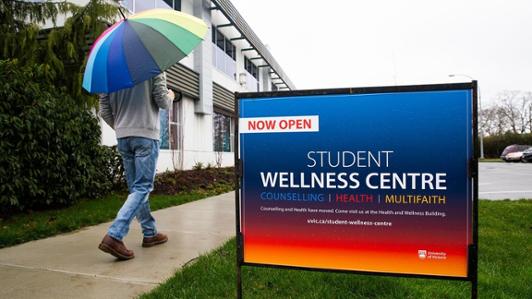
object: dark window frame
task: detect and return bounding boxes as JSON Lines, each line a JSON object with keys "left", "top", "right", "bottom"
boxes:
{"left": 163, "top": 0, "right": 181, "bottom": 11}
{"left": 213, "top": 28, "right": 236, "bottom": 61}
{"left": 213, "top": 111, "right": 233, "bottom": 152}
{"left": 159, "top": 97, "right": 181, "bottom": 150}
{"left": 244, "top": 56, "right": 259, "bottom": 79}
{"left": 216, "top": 29, "right": 225, "bottom": 50}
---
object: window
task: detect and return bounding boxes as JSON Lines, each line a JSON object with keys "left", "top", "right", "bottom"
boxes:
{"left": 212, "top": 28, "right": 237, "bottom": 78}
{"left": 216, "top": 29, "right": 225, "bottom": 50}
{"left": 225, "top": 39, "right": 235, "bottom": 60}
{"left": 159, "top": 98, "right": 182, "bottom": 150}
{"left": 244, "top": 56, "right": 258, "bottom": 79}
{"left": 212, "top": 28, "right": 236, "bottom": 61}
{"left": 213, "top": 112, "right": 233, "bottom": 152}
{"left": 160, "top": 109, "right": 170, "bottom": 149}
{"left": 163, "top": 0, "right": 181, "bottom": 10}
{"left": 243, "top": 56, "right": 259, "bottom": 91}
{"left": 169, "top": 100, "right": 181, "bottom": 150}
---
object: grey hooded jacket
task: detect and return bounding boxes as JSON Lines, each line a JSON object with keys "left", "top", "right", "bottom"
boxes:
{"left": 99, "top": 73, "right": 171, "bottom": 140}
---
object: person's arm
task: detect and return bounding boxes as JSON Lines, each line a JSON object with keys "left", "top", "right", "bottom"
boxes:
{"left": 99, "top": 93, "right": 115, "bottom": 129}
{"left": 152, "top": 72, "right": 174, "bottom": 110}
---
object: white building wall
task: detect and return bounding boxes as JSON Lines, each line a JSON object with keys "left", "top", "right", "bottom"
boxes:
{"left": 100, "top": 119, "right": 117, "bottom": 146}
{"left": 181, "top": 0, "right": 194, "bottom": 15}
{"left": 212, "top": 68, "right": 241, "bottom": 92}
{"left": 157, "top": 96, "right": 234, "bottom": 172}
{"left": 179, "top": 53, "right": 194, "bottom": 70}
{"left": 185, "top": 99, "right": 234, "bottom": 169}
{"left": 182, "top": 96, "right": 213, "bottom": 168}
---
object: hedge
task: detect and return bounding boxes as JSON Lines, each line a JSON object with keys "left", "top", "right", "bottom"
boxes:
{"left": 482, "top": 133, "right": 532, "bottom": 158}
{"left": 0, "top": 60, "right": 122, "bottom": 213}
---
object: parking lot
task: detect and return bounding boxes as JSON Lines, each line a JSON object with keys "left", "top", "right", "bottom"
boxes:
{"left": 480, "top": 162, "right": 532, "bottom": 200}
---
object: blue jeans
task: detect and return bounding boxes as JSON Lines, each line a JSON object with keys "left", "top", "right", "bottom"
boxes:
{"left": 108, "top": 137, "right": 159, "bottom": 241}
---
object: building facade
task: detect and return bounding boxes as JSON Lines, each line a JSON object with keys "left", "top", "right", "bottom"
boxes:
{"left": 100, "top": 0, "right": 294, "bottom": 171}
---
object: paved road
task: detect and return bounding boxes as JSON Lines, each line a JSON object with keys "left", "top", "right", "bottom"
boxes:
{"left": 0, "top": 192, "right": 235, "bottom": 299}
{"left": 480, "top": 162, "right": 532, "bottom": 200}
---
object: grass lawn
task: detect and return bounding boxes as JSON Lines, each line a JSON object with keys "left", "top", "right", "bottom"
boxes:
{"left": 0, "top": 183, "right": 232, "bottom": 249}
{"left": 143, "top": 200, "right": 531, "bottom": 299}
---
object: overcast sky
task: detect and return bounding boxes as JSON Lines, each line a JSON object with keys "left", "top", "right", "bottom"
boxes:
{"left": 230, "top": 0, "right": 532, "bottom": 106}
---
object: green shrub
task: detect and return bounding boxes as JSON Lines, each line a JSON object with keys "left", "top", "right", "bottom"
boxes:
{"left": 154, "top": 167, "right": 235, "bottom": 195}
{"left": 0, "top": 60, "right": 120, "bottom": 213}
{"left": 483, "top": 133, "right": 532, "bottom": 158}
{"left": 99, "top": 145, "right": 126, "bottom": 191}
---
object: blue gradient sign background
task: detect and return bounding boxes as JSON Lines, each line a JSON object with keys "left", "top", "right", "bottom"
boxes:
{"left": 239, "top": 89, "right": 473, "bottom": 277}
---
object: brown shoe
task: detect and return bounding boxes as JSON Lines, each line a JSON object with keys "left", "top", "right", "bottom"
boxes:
{"left": 142, "top": 233, "right": 168, "bottom": 247}
{"left": 98, "top": 234, "right": 135, "bottom": 260}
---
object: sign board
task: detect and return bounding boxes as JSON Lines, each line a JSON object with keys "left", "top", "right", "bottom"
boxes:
{"left": 236, "top": 83, "right": 477, "bottom": 280}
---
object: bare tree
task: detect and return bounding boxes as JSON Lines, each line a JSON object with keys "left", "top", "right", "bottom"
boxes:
{"left": 524, "top": 91, "right": 532, "bottom": 132}
{"left": 481, "top": 91, "right": 532, "bottom": 136}
{"left": 480, "top": 106, "right": 500, "bottom": 136}
{"left": 497, "top": 91, "right": 531, "bottom": 134}
{"left": 213, "top": 113, "right": 225, "bottom": 168}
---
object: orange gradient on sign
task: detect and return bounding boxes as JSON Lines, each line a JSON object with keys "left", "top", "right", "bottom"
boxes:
{"left": 244, "top": 241, "right": 468, "bottom": 277}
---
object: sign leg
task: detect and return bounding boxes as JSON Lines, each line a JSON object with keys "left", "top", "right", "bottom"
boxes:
{"left": 236, "top": 262, "right": 242, "bottom": 299}
{"left": 468, "top": 244, "right": 478, "bottom": 299}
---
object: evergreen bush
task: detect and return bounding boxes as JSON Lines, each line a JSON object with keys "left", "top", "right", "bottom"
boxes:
{"left": 483, "top": 133, "right": 532, "bottom": 158}
{"left": 0, "top": 60, "right": 122, "bottom": 212}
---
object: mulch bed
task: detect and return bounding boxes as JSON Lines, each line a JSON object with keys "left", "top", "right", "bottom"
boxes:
{"left": 153, "top": 167, "right": 235, "bottom": 195}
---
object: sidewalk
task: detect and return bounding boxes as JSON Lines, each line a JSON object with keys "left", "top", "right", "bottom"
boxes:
{"left": 0, "top": 192, "right": 235, "bottom": 299}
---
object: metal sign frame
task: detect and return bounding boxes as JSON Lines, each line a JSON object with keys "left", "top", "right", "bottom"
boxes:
{"left": 234, "top": 82, "right": 479, "bottom": 299}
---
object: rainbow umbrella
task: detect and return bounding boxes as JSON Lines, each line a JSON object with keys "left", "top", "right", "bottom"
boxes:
{"left": 83, "top": 9, "right": 207, "bottom": 93}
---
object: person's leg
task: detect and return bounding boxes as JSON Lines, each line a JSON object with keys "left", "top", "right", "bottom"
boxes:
{"left": 120, "top": 140, "right": 136, "bottom": 194}
{"left": 136, "top": 196, "right": 157, "bottom": 237}
{"left": 135, "top": 140, "right": 160, "bottom": 238}
{"left": 108, "top": 137, "right": 158, "bottom": 241}
{"left": 99, "top": 138, "right": 136, "bottom": 259}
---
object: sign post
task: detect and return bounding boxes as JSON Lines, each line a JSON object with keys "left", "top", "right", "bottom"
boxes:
{"left": 235, "top": 83, "right": 478, "bottom": 298}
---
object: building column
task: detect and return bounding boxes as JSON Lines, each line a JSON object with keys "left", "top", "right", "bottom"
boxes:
{"left": 261, "top": 67, "right": 271, "bottom": 91}
{"left": 193, "top": 0, "right": 213, "bottom": 114}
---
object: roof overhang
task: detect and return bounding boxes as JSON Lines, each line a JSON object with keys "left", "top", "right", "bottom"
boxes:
{"left": 210, "top": 0, "right": 295, "bottom": 90}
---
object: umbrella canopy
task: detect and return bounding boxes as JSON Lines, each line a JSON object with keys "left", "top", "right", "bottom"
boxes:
{"left": 83, "top": 9, "right": 207, "bottom": 93}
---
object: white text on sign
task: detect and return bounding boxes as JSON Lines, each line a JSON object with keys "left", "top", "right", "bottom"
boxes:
{"left": 239, "top": 116, "right": 320, "bottom": 134}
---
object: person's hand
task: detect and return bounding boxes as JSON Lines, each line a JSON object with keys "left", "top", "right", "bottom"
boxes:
{"left": 167, "top": 89, "right": 175, "bottom": 100}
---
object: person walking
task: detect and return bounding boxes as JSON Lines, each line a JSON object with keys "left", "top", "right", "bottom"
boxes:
{"left": 98, "top": 73, "right": 174, "bottom": 260}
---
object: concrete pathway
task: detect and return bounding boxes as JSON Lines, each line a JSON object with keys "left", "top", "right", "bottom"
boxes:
{"left": 480, "top": 162, "right": 532, "bottom": 199}
{"left": 0, "top": 192, "right": 235, "bottom": 299}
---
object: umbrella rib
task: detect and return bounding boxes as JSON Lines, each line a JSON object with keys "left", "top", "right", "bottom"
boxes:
{"left": 83, "top": 21, "right": 124, "bottom": 92}
{"left": 128, "top": 21, "right": 187, "bottom": 71}
{"left": 106, "top": 22, "right": 134, "bottom": 91}
{"left": 122, "top": 21, "right": 162, "bottom": 85}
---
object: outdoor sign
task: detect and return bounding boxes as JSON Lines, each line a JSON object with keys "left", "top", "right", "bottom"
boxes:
{"left": 235, "top": 83, "right": 478, "bottom": 286}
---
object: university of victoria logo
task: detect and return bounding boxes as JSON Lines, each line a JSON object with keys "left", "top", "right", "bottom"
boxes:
{"left": 418, "top": 250, "right": 427, "bottom": 259}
